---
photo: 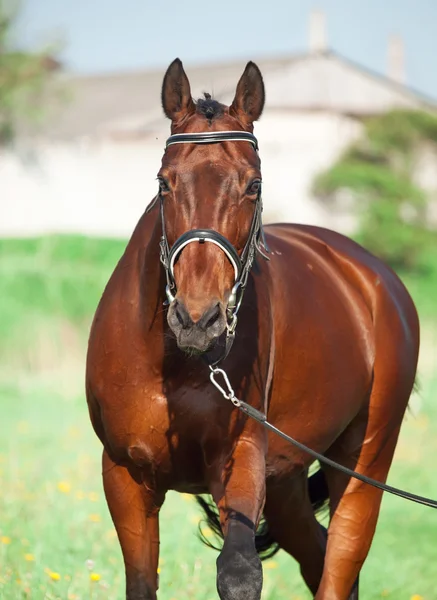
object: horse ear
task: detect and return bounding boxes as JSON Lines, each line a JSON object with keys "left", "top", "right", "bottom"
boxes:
{"left": 230, "top": 62, "right": 265, "bottom": 127}
{"left": 161, "top": 58, "right": 195, "bottom": 122}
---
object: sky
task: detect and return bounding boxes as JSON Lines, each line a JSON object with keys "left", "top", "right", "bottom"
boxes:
{"left": 13, "top": 0, "right": 437, "bottom": 99}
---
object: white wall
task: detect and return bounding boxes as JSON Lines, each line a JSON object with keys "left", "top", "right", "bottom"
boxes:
{"left": 255, "top": 110, "right": 362, "bottom": 231}
{"left": 1, "top": 138, "right": 163, "bottom": 238}
{"left": 0, "top": 110, "right": 363, "bottom": 238}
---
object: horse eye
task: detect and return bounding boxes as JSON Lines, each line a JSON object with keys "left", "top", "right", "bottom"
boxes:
{"left": 247, "top": 180, "right": 261, "bottom": 195}
{"left": 158, "top": 177, "right": 170, "bottom": 193}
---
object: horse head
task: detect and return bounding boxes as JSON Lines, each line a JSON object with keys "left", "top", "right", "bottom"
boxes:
{"left": 158, "top": 58, "right": 265, "bottom": 354}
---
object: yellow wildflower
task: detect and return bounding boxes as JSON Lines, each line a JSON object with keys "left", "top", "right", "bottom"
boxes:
{"left": 49, "top": 572, "right": 61, "bottom": 581}
{"left": 190, "top": 515, "right": 201, "bottom": 525}
{"left": 24, "top": 554, "right": 35, "bottom": 561}
{"left": 90, "top": 573, "right": 101, "bottom": 582}
{"left": 410, "top": 596, "right": 424, "bottom": 600}
{"left": 17, "top": 421, "right": 29, "bottom": 433}
{"left": 200, "top": 527, "right": 213, "bottom": 538}
{"left": 67, "top": 427, "right": 81, "bottom": 439}
{"left": 88, "top": 514, "right": 101, "bottom": 522}
{"left": 1, "top": 536, "right": 11, "bottom": 544}
{"left": 264, "top": 560, "right": 279, "bottom": 569}
{"left": 57, "top": 481, "right": 71, "bottom": 494}
{"left": 106, "top": 529, "right": 117, "bottom": 538}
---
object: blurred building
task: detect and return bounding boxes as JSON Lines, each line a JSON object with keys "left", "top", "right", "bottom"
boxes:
{"left": 2, "top": 10, "right": 437, "bottom": 238}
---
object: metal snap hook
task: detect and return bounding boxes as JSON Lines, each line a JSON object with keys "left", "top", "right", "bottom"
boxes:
{"left": 209, "top": 367, "right": 240, "bottom": 406}
{"left": 226, "top": 313, "right": 238, "bottom": 335}
{"left": 165, "top": 285, "right": 176, "bottom": 304}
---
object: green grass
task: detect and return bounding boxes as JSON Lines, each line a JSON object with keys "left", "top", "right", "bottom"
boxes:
{"left": 0, "top": 235, "right": 126, "bottom": 371}
{"left": 0, "top": 235, "right": 126, "bottom": 328}
{"left": 0, "top": 375, "right": 436, "bottom": 600}
{"left": 0, "top": 234, "right": 436, "bottom": 320}
{"left": 0, "top": 235, "right": 437, "bottom": 599}
{"left": 0, "top": 234, "right": 436, "bottom": 326}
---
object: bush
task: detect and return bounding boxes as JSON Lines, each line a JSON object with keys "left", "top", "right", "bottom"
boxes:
{"left": 313, "top": 110, "right": 437, "bottom": 271}
{"left": 0, "top": 3, "right": 61, "bottom": 144}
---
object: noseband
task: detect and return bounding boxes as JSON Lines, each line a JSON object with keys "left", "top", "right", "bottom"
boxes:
{"left": 158, "top": 130, "right": 270, "bottom": 364}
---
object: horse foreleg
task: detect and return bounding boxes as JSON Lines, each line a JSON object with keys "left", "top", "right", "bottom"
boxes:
{"left": 102, "top": 450, "right": 164, "bottom": 600}
{"left": 209, "top": 436, "right": 266, "bottom": 600}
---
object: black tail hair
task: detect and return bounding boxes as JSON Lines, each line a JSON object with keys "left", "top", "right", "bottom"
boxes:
{"left": 195, "top": 467, "right": 330, "bottom": 560}
{"left": 413, "top": 374, "right": 420, "bottom": 395}
{"left": 406, "top": 373, "right": 420, "bottom": 415}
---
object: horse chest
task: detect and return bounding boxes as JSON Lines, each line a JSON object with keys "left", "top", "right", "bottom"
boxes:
{"left": 102, "top": 388, "right": 227, "bottom": 492}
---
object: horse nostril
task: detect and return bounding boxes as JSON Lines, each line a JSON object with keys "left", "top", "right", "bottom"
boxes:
{"left": 202, "top": 304, "right": 222, "bottom": 331}
{"left": 174, "top": 301, "right": 191, "bottom": 328}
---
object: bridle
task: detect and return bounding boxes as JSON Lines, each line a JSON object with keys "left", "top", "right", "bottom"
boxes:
{"left": 158, "top": 130, "right": 270, "bottom": 364}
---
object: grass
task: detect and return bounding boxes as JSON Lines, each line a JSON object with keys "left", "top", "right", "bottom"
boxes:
{"left": 0, "top": 375, "right": 436, "bottom": 600}
{"left": 0, "top": 235, "right": 436, "bottom": 599}
{"left": 0, "top": 234, "right": 436, "bottom": 327}
{"left": 0, "top": 235, "right": 126, "bottom": 372}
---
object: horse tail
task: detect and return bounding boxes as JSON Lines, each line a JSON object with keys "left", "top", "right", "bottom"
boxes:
{"left": 195, "top": 467, "right": 330, "bottom": 560}
{"left": 308, "top": 467, "right": 330, "bottom": 515}
{"left": 195, "top": 496, "right": 280, "bottom": 559}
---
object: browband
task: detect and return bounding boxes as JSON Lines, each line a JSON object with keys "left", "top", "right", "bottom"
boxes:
{"left": 166, "top": 131, "right": 258, "bottom": 151}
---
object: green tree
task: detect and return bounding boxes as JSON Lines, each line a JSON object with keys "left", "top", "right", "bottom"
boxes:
{"left": 313, "top": 110, "right": 437, "bottom": 271}
{"left": 0, "top": 2, "right": 60, "bottom": 144}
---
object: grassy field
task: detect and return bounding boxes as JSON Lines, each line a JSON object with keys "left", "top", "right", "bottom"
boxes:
{"left": 0, "top": 236, "right": 436, "bottom": 600}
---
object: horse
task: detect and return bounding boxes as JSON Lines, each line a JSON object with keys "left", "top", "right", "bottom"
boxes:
{"left": 85, "top": 58, "right": 420, "bottom": 600}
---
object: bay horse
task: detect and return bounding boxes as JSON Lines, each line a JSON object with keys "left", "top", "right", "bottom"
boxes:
{"left": 85, "top": 58, "right": 420, "bottom": 599}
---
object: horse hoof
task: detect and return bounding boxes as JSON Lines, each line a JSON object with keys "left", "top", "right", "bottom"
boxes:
{"left": 216, "top": 546, "right": 262, "bottom": 600}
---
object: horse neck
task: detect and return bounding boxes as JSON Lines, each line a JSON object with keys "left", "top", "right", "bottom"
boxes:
{"left": 138, "top": 202, "right": 167, "bottom": 330}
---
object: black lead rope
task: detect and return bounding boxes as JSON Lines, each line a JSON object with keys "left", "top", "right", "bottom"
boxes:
{"left": 209, "top": 367, "right": 437, "bottom": 510}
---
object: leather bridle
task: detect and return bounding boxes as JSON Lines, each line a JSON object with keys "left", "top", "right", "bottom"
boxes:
{"left": 158, "top": 130, "right": 270, "bottom": 364}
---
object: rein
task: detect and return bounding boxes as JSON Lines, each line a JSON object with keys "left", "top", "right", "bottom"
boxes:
{"left": 159, "top": 130, "right": 270, "bottom": 365}
{"left": 209, "top": 366, "right": 437, "bottom": 510}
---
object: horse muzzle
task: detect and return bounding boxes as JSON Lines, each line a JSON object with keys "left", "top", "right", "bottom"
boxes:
{"left": 167, "top": 298, "right": 227, "bottom": 353}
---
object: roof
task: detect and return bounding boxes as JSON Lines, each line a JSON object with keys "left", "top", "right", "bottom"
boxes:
{"left": 38, "top": 49, "right": 437, "bottom": 141}
{"left": 253, "top": 51, "right": 437, "bottom": 114}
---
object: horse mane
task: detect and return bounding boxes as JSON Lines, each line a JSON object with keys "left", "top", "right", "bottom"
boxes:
{"left": 195, "top": 93, "right": 225, "bottom": 121}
